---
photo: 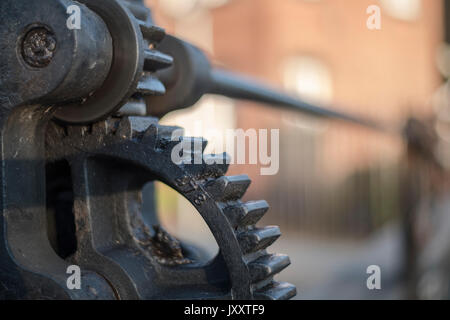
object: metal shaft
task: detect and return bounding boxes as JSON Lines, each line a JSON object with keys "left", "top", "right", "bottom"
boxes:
{"left": 209, "top": 69, "right": 385, "bottom": 131}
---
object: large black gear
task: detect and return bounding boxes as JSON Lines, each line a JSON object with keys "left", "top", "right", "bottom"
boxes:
{"left": 45, "top": 117, "right": 296, "bottom": 300}
{"left": 0, "top": 0, "right": 296, "bottom": 300}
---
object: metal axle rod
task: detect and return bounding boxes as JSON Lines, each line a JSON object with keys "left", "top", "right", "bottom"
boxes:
{"left": 209, "top": 69, "right": 384, "bottom": 130}
{"left": 146, "top": 35, "right": 388, "bottom": 132}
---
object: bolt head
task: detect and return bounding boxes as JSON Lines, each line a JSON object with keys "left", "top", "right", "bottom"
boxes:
{"left": 22, "top": 27, "right": 57, "bottom": 68}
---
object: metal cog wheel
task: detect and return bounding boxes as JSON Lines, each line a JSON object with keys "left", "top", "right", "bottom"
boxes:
{"left": 119, "top": 0, "right": 173, "bottom": 116}
{"left": 54, "top": 0, "right": 173, "bottom": 123}
{"left": 45, "top": 117, "right": 297, "bottom": 300}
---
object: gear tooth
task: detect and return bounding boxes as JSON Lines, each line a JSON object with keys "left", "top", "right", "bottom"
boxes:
{"left": 180, "top": 137, "right": 208, "bottom": 154}
{"left": 224, "top": 200, "right": 269, "bottom": 228}
{"left": 253, "top": 282, "right": 297, "bottom": 300}
{"left": 205, "top": 175, "right": 251, "bottom": 201}
{"left": 178, "top": 137, "right": 206, "bottom": 165}
{"left": 138, "top": 21, "right": 166, "bottom": 43}
{"left": 241, "top": 200, "right": 269, "bottom": 226}
{"left": 186, "top": 153, "right": 230, "bottom": 179}
{"left": 118, "top": 98, "right": 147, "bottom": 116}
{"left": 141, "top": 123, "right": 158, "bottom": 143}
{"left": 154, "top": 125, "right": 184, "bottom": 150}
{"left": 137, "top": 75, "right": 166, "bottom": 96}
{"left": 157, "top": 125, "right": 184, "bottom": 141}
{"left": 144, "top": 49, "right": 173, "bottom": 71}
{"left": 248, "top": 254, "right": 291, "bottom": 283}
{"left": 202, "top": 153, "right": 230, "bottom": 176}
{"left": 116, "top": 117, "right": 132, "bottom": 139}
{"left": 238, "top": 226, "right": 281, "bottom": 253}
{"left": 223, "top": 204, "right": 245, "bottom": 228}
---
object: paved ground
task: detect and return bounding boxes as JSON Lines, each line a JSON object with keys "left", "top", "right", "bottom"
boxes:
{"left": 270, "top": 195, "right": 450, "bottom": 300}
{"left": 167, "top": 193, "right": 450, "bottom": 299}
{"left": 270, "top": 224, "right": 406, "bottom": 299}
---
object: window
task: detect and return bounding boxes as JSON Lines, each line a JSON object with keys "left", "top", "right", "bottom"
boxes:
{"left": 283, "top": 56, "right": 333, "bottom": 104}
{"left": 380, "top": 0, "right": 422, "bottom": 21}
{"left": 159, "top": 0, "right": 229, "bottom": 18}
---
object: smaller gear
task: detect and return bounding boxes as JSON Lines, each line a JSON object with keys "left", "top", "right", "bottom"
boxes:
{"left": 54, "top": 0, "right": 173, "bottom": 124}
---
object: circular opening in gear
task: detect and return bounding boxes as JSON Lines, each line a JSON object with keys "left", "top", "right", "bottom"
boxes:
{"left": 143, "top": 181, "right": 219, "bottom": 263}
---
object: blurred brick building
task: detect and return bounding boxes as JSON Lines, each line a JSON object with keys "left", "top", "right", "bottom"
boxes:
{"left": 146, "top": 0, "right": 445, "bottom": 237}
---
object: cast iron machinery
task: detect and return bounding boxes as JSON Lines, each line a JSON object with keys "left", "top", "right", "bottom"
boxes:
{"left": 0, "top": 0, "right": 397, "bottom": 300}
{"left": 0, "top": 0, "right": 302, "bottom": 300}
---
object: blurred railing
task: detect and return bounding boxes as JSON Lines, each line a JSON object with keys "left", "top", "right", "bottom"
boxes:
{"left": 242, "top": 112, "right": 404, "bottom": 239}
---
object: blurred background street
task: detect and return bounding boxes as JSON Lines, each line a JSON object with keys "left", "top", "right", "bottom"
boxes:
{"left": 144, "top": 0, "right": 450, "bottom": 299}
